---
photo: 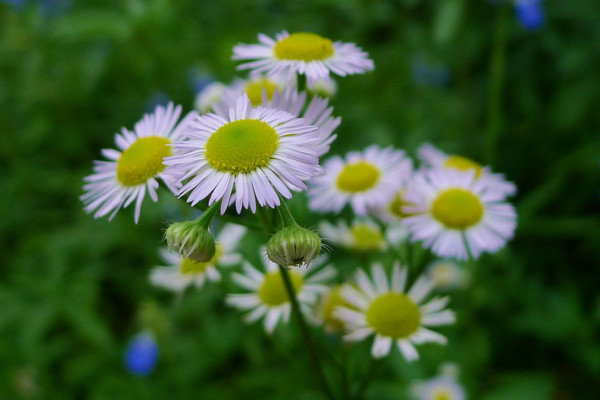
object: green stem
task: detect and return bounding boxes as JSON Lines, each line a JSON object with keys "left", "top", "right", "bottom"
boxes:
{"left": 194, "top": 200, "right": 221, "bottom": 228}
{"left": 484, "top": 4, "right": 509, "bottom": 165}
{"left": 352, "top": 359, "right": 378, "bottom": 400}
{"left": 194, "top": 202, "right": 261, "bottom": 230}
{"left": 297, "top": 73, "right": 307, "bottom": 92}
{"left": 257, "top": 206, "right": 336, "bottom": 400}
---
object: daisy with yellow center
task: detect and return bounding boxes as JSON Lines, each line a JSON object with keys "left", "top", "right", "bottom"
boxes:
{"left": 194, "top": 82, "right": 227, "bottom": 114}
{"left": 164, "top": 94, "right": 322, "bottom": 214}
{"left": 81, "top": 102, "right": 195, "bottom": 223}
{"left": 403, "top": 169, "right": 517, "bottom": 260}
{"left": 214, "top": 87, "right": 340, "bottom": 158}
{"left": 233, "top": 31, "right": 374, "bottom": 87}
{"left": 318, "top": 285, "right": 356, "bottom": 333}
{"left": 335, "top": 263, "right": 455, "bottom": 360}
{"left": 150, "top": 224, "right": 246, "bottom": 292}
{"left": 413, "top": 376, "right": 466, "bottom": 400}
{"left": 320, "top": 219, "right": 403, "bottom": 253}
{"left": 418, "top": 143, "right": 517, "bottom": 197}
{"left": 308, "top": 146, "right": 412, "bottom": 216}
{"left": 426, "top": 260, "right": 469, "bottom": 291}
{"left": 213, "top": 75, "right": 290, "bottom": 111}
{"left": 226, "top": 252, "right": 336, "bottom": 333}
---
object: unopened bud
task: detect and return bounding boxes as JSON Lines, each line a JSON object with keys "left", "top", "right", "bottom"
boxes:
{"left": 165, "top": 221, "right": 215, "bottom": 262}
{"left": 267, "top": 226, "right": 322, "bottom": 267}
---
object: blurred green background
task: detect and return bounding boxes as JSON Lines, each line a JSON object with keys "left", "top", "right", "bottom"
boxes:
{"left": 1, "top": 0, "right": 599, "bottom": 398}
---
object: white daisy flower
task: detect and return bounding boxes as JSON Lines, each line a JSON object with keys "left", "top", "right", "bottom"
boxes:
{"left": 402, "top": 169, "right": 517, "bottom": 260}
{"left": 233, "top": 31, "right": 374, "bottom": 87}
{"left": 194, "top": 82, "right": 228, "bottom": 114}
{"left": 412, "top": 376, "right": 466, "bottom": 400}
{"left": 418, "top": 143, "right": 516, "bottom": 197}
{"left": 81, "top": 102, "right": 195, "bottom": 223}
{"left": 226, "top": 252, "right": 336, "bottom": 333}
{"left": 213, "top": 74, "right": 292, "bottom": 110}
{"left": 426, "top": 260, "right": 469, "bottom": 291}
{"left": 150, "top": 223, "right": 246, "bottom": 292}
{"left": 318, "top": 284, "right": 355, "bottom": 333}
{"left": 308, "top": 146, "right": 412, "bottom": 216}
{"left": 215, "top": 87, "right": 340, "bottom": 158}
{"left": 335, "top": 263, "right": 455, "bottom": 360}
{"left": 320, "top": 218, "right": 404, "bottom": 253}
{"left": 164, "top": 94, "right": 322, "bottom": 214}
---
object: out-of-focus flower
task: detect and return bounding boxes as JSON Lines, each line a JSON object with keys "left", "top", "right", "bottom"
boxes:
{"left": 233, "top": 31, "right": 374, "bottom": 87}
{"left": 124, "top": 332, "right": 159, "bottom": 376}
{"left": 514, "top": 0, "right": 545, "bottom": 31}
{"left": 403, "top": 169, "right": 517, "bottom": 260}
{"left": 319, "top": 219, "right": 392, "bottom": 253}
{"left": 318, "top": 285, "right": 356, "bottom": 333}
{"left": 426, "top": 260, "right": 469, "bottom": 290}
{"left": 194, "top": 82, "right": 228, "bottom": 114}
{"left": 227, "top": 252, "right": 336, "bottom": 333}
{"left": 418, "top": 143, "right": 516, "bottom": 197}
{"left": 336, "top": 263, "right": 455, "bottom": 360}
{"left": 151, "top": 224, "right": 246, "bottom": 292}
{"left": 309, "top": 146, "right": 412, "bottom": 216}
{"left": 81, "top": 102, "right": 195, "bottom": 223}
{"left": 308, "top": 78, "right": 338, "bottom": 98}
{"left": 165, "top": 94, "right": 322, "bottom": 214}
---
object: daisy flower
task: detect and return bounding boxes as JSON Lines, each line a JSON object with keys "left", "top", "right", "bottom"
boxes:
{"left": 150, "top": 224, "right": 246, "bottom": 292}
{"left": 418, "top": 143, "right": 516, "bottom": 197}
{"left": 335, "top": 263, "right": 455, "bottom": 360}
{"left": 194, "top": 82, "right": 228, "bottom": 114}
{"left": 81, "top": 102, "right": 195, "bottom": 223}
{"left": 426, "top": 260, "right": 469, "bottom": 291}
{"left": 213, "top": 74, "right": 292, "bottom": 111}
{"left": 403, "top": 169, "right": 517, "bottom": 260}
{"left": 320, "top": 218, "right": 401, "bottom": 253}
{"left": 233, "top": 31, "right": 374, "bottom": 87}
{"left": 164, "top": 94, "right": 322, "bottom": 214}
{"left": 412, "top": 375, "right": 466, "bottom": 400}
{"left": 308, "top": 146, "right": 412, "bottom": 216}
{"left": 215, "top": 87, "right": 340, "bottom": 158}
{"left": 226, "top": 252, "right": 336, "bottom": 333}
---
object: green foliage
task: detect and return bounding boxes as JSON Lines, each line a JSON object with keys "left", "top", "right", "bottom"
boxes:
{"left": 1, "top": 0, "right": 599, "bottom": 399}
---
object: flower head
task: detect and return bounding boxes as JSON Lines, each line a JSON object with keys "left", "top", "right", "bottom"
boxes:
{"left": 124, "top": 332, "right": 159, "bottom": 376}
{"left": 233, "top": 31, "right": 374, "bottom": 87}
{"left": 412, "top": 375, "right": 466, "bottom": 400}
{"left": 81, "top": 102, "right": 195, "bottom": 223}
{"left": 515, "top": 0, "right": 545, "bottom": 31}
{"left": 267, "top": 225, "right": 322, "bottom": 267}
{"left": 319, "top": 219, "right": 390, "bottom": 253}
{"left": 227, "top": 251, "right": 336, "bottom": 333}
{"left": 335, "top": 263, "right": 455, "bottom": 360}
{"left": 165, "top": 94, "right": 323, "bottom": 214}
{"left": 309, "top": 146, "right": 412, "bottom": 216}
{"left": 426, "top": 260, "right": 469, "bottom": 291}
{"left": 151, "top": 224, "right": 246, "bottom": 292}
{"left": 403, "top": 169, "right": 517, "bottom": 260}
{"left": 194, "top": 82, "right": 228, "bottom": 114}
{"left": 165, "top": 220, "right": 215, "bottom": 262}
{"left": 418, "top": 143, "right": 516, "bottom": 197}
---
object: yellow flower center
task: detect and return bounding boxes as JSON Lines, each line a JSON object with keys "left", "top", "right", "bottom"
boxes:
{"left": 116, "top": 136, "right": 171, "bottom": 186}
{"left": 179, "top": 244, "right": 222, "bottom": 275}
{"left": 431, "top": 188, "right": 484, "bottom": 229}
{"left": 349, "top": 224, "right": 385, "bottom": 252}
{"left": 245, "top": 78, "right": 279, "bottom": 107}
{"left": 366, "top": 293, "right": 421, "bottom": 339}
{"left": 321, "top": 285, "right": 356, "bottom": 332}
{"left": 274, "top": 32, "right": 335, "bottom": 61}
{"left": 258, "top": 270, "right": 304, "bottom": 306}
{"left": 444, "top": 155, "right": 482, "bottom": 178}
{"left": 430, "top": 263, "right": 456, "bottom": 287}
{"left": 389, "top": 191, "right": 411, "bottom": 219}
{"left": 431, "top": 389, "right": 453, "bottom": 400}
{"left": 205, "top": 119, "right": 279, "bottom": 174}
{"left": 336, "top": 161, "right": 380, "bottom": 193}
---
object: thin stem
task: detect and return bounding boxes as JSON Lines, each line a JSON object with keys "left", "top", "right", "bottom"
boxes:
{"left": 257, "top": 205, "right": 337, "bottom": 400}
{"left": 484, "top": 4, "right": 509, "bottom": 165}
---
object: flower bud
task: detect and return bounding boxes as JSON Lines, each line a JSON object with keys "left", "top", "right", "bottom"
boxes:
{"left": 165, "top": 221, "right": 215, "bottom": 262}
{"left": 267, "top": 225, "right": 322, "bottom": 267}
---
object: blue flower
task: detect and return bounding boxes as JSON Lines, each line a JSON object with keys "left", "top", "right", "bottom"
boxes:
{"left": 515, "top": 0, "right": 545, "bottom": 31}
{"left": 124, "top": 333, "right": 159, "bottom": 376}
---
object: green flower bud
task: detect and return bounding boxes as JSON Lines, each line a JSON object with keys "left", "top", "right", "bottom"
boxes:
{"left": 267, "top": 225, "right": 322, "bottom": 267}
{"left": 165, "top": 220, "right": 215, "bottom": 262}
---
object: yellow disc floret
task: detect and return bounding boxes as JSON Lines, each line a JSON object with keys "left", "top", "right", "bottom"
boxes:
{"left": 444, "top": 155, "right": 482, "bottom": 178}
{"left": 258, "top": 270, "right": 304, "bottom": 306}
{"left": 205, "top": 119, "right": 279, "bottom": 174}
{"left": 432, "top": 188, "right": 484, "bottom": 229}
{"left": 336, "top": 161, "right": 381, "bottom": 193}
{"left": 366, "top": 293, "right": 421, "bottom": 339}
{"left": 389, "top": 191, "right": 411, "bottom": 219}
{"left": 116, "top": 136, "right": 171, "bottom": 186}
{"left": 245, "top": 78, "right": 279, "bottom": 107}
{"left": 431, "top": 389, "right": 453, "bottom": 400}
{"left": 274, "top": 32, "right": 335, "bottom": 61}
{"left": 321, "top": 285, "right": 355, "bottom": 332}
{"left": 179, "top": 244, "right": 222, "bottom": 275}
{"left": 349, "top": 224, "right": 386, "bottom": 252}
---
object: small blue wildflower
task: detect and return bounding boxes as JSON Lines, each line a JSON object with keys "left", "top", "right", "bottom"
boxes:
{"left": 124, "top": 332, "right": 159, "bottom": 376}
{"left": 515, "top": 0, "right": 545, "bottom": 31}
